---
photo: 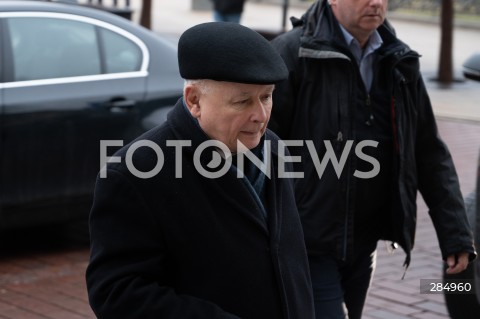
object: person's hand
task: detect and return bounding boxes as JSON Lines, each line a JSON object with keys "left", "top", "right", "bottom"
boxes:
{"left": 445, "top": 252, "right": 470, "bottom": 274}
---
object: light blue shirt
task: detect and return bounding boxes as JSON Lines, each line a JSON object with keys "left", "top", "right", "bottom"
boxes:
{"left": 339, "top": 25, "right": 383, "bottom": 92}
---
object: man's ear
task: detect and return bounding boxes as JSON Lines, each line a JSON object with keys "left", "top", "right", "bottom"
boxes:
{"left": 184, "top": 85, "right": 201, "bottom": 119}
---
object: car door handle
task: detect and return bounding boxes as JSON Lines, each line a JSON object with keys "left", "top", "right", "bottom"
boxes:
{"left": 105, "top": 99, "right": 136, "bottom": 113}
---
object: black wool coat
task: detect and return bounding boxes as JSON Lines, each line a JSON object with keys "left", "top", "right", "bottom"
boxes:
{"left": 86, "top": 98, "right": 315, "bottom": 319}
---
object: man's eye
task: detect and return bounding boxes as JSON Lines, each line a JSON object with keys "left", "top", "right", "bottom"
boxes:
{"left": 262, "top": 95, "right": 272, "bottom": 102}
{"left": 234, "top": 99, "right": 249, "bottom": 105}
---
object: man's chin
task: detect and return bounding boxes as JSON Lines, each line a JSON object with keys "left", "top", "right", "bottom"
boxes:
{"left": 237, "top": 139, "right": 261, "bottom": 153}
{"left": 364, "top": 16, "right": 384, "bottom": 26}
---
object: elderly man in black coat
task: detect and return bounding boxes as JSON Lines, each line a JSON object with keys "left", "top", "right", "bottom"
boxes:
{"left": 86, "top": 22, "right": 315, "bottom": 319}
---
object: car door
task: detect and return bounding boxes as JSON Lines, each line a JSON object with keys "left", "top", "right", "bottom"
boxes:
{"left": 0, "top": 12, "right": 148, "bottom": 222}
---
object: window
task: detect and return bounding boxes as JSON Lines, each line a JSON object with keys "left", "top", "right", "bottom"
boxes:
{"left": 6, "top": 16, "right": 143, "bottom": 82}
{"left": 8, "top": 17, "right": 101, "bottom": 81}
{"left": 100, "top": 28, "right": 142, "bottom": 73}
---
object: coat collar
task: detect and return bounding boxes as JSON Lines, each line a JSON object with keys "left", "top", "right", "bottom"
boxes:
{"left": 168, "top": 98, "right": 210, "bottom": 151}
{"left": 167, "top": 98, "right": 275, "bottom": 232}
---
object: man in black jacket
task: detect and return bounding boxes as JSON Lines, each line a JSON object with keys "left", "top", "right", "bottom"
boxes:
{"left": 86, "top": 22, "right": 315, "bottom": 319}
{"left": 268, "top": 0, "right": 476, "bottom": 318}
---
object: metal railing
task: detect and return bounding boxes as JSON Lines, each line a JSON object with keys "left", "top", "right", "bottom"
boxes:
{"left": 389, "top": 0, "right": 480, "bottom": 15}
{"left": 80, "top": 0, "right": 134, "bottom": 20}
{"left": 86, "top": 0, "right": 131, "bottom": 7}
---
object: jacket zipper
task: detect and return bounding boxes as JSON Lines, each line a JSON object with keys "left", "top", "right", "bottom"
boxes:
{"left": 341, "top": 57, "right": 358, "bottom": 261}
{"left": 389, "top": 57, "right": 415, "bottom": 277}
{"left": 365, "top": 94, "right": 374, "bottom": 126}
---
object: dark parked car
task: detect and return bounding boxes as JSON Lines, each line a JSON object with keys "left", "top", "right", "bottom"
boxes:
{"left": 463, "top": 53, "right": 480, "bottom": 82}
{"left": 0, "top": 1, "right": 183, "bottom": 230}
{"left": 444, "top": 52, "right": 480, "bottom": 318}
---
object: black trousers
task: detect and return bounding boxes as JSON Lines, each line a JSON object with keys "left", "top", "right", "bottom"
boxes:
{"left": 308, "top": 242, "right": 377, "bottom": 319}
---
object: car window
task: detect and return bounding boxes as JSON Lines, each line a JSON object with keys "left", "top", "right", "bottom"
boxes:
{"left": 100, "top": 28, "right": 142, "bottom": 73}
{"left": 7, "top": 17, "right": 101, "bottom": 81}
{"left": 6, "top": 16, "right": 144, "bottom": 82}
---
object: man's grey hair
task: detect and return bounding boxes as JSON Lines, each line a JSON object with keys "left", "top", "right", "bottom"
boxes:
{"left": 184, "top": 79, "right": 213, "bottom": 95}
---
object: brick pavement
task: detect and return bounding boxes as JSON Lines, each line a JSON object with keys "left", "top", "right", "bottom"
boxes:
{"left": 0, "top": 229, "right": 93, "bottom": 319}
{"left": 364, "top": 119, "right": 480, "bottom": 319}
{"left": 0, "top": 118, "right": 478, "bottom": 319}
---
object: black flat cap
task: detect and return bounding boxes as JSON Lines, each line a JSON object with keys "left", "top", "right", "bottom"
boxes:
{"left": 178, "top": 22, "right": 288, "bottom": 84}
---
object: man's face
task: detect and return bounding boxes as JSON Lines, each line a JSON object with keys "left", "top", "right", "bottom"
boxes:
{"left": 330, "top": 0, "right": 388, "bottom": 40}
{"left": 186, "top": 80, "right": 274, "bottom": 152}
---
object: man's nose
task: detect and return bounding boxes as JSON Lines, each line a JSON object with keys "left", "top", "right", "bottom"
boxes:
{"left": 251, "top": 100, "right": 268, "bottom": 123}
{"left": 370, "top": 0, "right": 383, "bottom": 8}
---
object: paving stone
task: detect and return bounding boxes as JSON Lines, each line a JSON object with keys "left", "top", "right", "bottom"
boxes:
{"left": 368, "top": 309, "right": 412, "bottom": 319}
{"left": 414, "top": 300, "right": 449, "bottom": 316}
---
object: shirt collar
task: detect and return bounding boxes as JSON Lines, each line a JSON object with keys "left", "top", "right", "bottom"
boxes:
{"left": 338, "top": 25, "right": 383, "bottom": 60}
